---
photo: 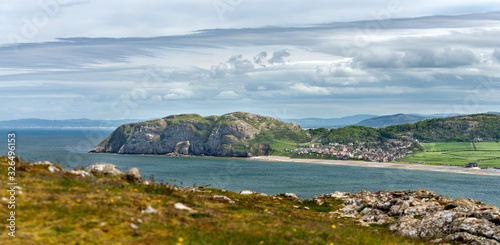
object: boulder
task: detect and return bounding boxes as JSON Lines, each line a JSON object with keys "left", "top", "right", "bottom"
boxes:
{"left": 239, "top": 190, "right": 254, "bottom": 195}
{"left": 123, "top": 168, "right": 142, "bottom": 183}
{"left": 67, "top": 170, "right": 92, "bottom": 178}
{"left": 211, "top": 195, "right": 235, "bottom": 204}
{"left": 86, "top": 163, "right": 122, "bottom": 176}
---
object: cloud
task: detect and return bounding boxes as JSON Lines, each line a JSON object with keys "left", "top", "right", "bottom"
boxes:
{"left": 268, "top": 50, "right": 290, "bottom": 64}
{"left": 163, "top": 88, "right": 193, "bottom": 100}
{"left": 494, "top": 48, "right": 500, "bottom": 62}
{"left": 1, "top": 11, "right": 500, "bottom": 119}
{"left": 216, "top": 90, "right": 239, "bottom": 99}
{"left": 254, "top": 51, "right": 267, "bottom": 64}
{"left": 211, "top": 55, "right": 254, "bottom": 78}
{"left": 290, "top": 83, "right": 330, "bottom": 95}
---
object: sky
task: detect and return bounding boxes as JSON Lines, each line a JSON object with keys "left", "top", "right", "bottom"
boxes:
{"left": 1, "top": 0, "right": 500, "bottom": 120}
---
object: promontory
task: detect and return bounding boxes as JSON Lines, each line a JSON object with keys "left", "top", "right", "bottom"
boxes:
{"left": 90, "top": 112, "right": 309, "bottom": 157}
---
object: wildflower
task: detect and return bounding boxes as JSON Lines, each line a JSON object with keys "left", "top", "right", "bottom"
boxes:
{"left": 259, "top": 241, "right": 264, "bottom": 245}
{"left": 147, "top": 197, "right": 151, "bottom": 201}
{"left": 331, "top": 224, "right": 336, "bottom": 229}
{"left": 76, "top": 199, "right": 81, "bottom": 203}
{"left": 105, "top": 188, "right": 109, "bottom": 192}
{"left": 293, "top": 228, "right": 297, "bottom": 232}
{"left": 134, "top": 188, "right": 138, "bottom": 192}
{"left": 96, "top": 190, "right": 100, "bottom": 193}
{"left": 264, "top": 209, "right": 268, "bottom": 212}
{"left": 110, "top": 198, "right": 114, "bottom": 203}
{"left": 157, "top": 200, "right": 161, "bottom": 203}
{"left": 178, "top": 237, "right": 184, "bottom": 242}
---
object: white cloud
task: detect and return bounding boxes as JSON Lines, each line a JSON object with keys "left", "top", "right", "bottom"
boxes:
{"left": 216, "top": 90, "right": 239, "bottom": 99}
{"left": 163, "top": 88, "right": 193, "bottom": 100}
{"left": 290, "top": 83, "right": 330, "bottom": 95}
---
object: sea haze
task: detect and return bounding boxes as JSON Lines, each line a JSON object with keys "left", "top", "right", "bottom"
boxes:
{"left": 1, "top": 128, "right": 499, "bottom": 207}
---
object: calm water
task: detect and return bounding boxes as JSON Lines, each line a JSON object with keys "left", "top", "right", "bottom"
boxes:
{"left": 2, "top": 128, "right": 499, "bottom": 207}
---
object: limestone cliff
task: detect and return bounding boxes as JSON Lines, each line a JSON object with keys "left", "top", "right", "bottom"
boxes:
{"left": 90, "top": 112, "right": 309, "bottom": 157}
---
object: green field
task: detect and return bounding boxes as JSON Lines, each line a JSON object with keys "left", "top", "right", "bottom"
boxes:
{"left": 402, "top": 142, "right": 500, "bottom": 168}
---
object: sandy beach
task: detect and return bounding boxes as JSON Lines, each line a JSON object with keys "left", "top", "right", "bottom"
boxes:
{"left": 248, "top": 156, "right": 500, "bottom": 177}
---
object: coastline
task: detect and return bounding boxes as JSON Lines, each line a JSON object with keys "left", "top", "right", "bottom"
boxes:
{"left": 248, "top": 156, "right": 500, "bottom": 177}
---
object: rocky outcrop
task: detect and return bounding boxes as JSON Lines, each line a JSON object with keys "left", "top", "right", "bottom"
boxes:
{"left": 123, "top": 168, "right": 142, "bottom": 184}
{"left": 317, "top": 189, "right": 500, "bottom": 244}
{"left": 86, "top": 163, "right": 122, "bottom": 176}
{"left": 90, "top": 112, "right": 306, "bottom": 157}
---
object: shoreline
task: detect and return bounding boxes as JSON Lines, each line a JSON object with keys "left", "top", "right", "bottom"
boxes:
{"left": 248, "top": 156, "right": 500, "bottom": 177}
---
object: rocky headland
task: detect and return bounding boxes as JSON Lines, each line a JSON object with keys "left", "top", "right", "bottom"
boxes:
{"left": 90, "top": 112, "right": 306, "bottom": 157}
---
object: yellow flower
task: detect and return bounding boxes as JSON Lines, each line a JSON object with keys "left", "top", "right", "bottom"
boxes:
{"left": 147, "top": 197, "right": 151, "bottom": 201}
{"left": 76, "top": 199, "right": 81, "bottom": 203}
{"left": 130, "top": 198, "right": 134, "bottom": 201}
{"left": 176, "top": 243, "right": 182, "bottom": 245}
{"left": 96, "top": 190, "right": 100, "bottom": 193}
{"left": 110, "top": 198, "right": 114, "bottom": 203}
{"left": 264, "top": 209, "right": 268, "bottom": 212}
{"left": 331, "top": 224, "right": 336, "bottom": 229}
{"left": 178, "top": 237, "right": 184, "bottom": 242}
{"left": 259, "top": 241, "right": 264, "bottom": 245}
{"left": 293, "top": 228, "right": 297, "bottom": 232}
{"left": 157, "top": 200, "right": 161, "bottom": 203}
{"left": 105, "top": 188, "right": 109, "bottom": 192}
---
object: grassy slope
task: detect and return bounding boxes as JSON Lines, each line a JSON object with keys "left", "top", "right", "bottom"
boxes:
{"left": 402, "top": 142, "right": 500, "bottom": 167}
{"left": 0, "top": 157, "right": 429, "bottom": 245}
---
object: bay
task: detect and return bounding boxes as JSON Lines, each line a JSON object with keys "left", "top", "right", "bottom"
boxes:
{"left": 1, "top": 128, "right": 499, "bottom": 207}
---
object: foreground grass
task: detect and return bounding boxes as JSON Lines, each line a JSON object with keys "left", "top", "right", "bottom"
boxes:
{"left": 0, "top": 156, "right": 431, "bottom": 245}
{"left": 403, "top": 142, "right": 500, "bottom": 168}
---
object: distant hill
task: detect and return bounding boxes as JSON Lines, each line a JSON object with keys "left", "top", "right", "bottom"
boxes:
{"left": 312, "top": 113, "right": 500, "bottom": 144}
{"left": 91, "top": 112, "right": 310, "bottom": 157}
{"left": 382, "top": 113, "right": 500, "bottom": 142}
{"left": 357, "top": 114, "right": 429, "bottom": 128}
{"left": 0, "top": 118, "right": 142, "bottom": 128}
{"left": 281, "top": 114, "right": 378, "bottom": 128}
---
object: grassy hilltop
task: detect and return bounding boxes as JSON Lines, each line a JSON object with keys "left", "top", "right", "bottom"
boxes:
{"left": 0, "top": 156, "right": 429, "bottom": 244}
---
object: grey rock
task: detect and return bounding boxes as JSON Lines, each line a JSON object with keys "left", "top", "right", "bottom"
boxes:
{"left": 239, "top": 190, "right": 254, "bottom": 195}
{"left": 321, "top": 189, "right": 500, "bottom": 244}
{"left": 123, "top": 168, "right": 142, "bottom": 183}
{"left": 211, "top": 195, "right": 235, "bottom": 204}
{"left": 141, "top": 206, "right": 159, "bottom": 215}
{"left": 67, "top": 169, "right": 92, "bottom": 178}
{"left": 86, "top": 163, "right": 122, "bottom": 176}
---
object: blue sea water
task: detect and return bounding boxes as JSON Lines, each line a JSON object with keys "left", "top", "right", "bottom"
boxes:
{"left": 1, "top": 128, "right": 499, "bottom": 207}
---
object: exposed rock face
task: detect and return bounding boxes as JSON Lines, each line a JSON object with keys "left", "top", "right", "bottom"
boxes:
{"left": 85, "top": 163, "right": 122, "bottom": 176}
{"left": 316, "top": 189, "right": 500, "bottom": 244}
{"left": 123, "top": 168, "right": 142, "bottom": 184}
{"left": 90, "top": 112, "right": 306, "bottom": 157}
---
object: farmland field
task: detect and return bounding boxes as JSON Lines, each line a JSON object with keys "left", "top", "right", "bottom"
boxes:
{"left": 402, "top": 142, "right": 500, "bottom": 168}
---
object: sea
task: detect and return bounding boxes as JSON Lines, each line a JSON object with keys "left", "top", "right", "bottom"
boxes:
{"left": 2, "top": 128, "right": 499, "bottom": 207}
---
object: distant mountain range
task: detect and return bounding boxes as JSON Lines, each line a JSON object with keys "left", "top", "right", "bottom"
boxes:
{"left": 1, "top": 112, "right": 498, "bottom": 129}
{"left": 356, "top": 114, "right": 431, "bottom": 128}
{"left": 0, "top": 118, "right": 142, "bottom": 128}
{"left": 280, "top": 114, "right": 377, "bottom": 129}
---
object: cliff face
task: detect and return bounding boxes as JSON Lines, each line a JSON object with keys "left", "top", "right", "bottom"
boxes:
{"left": 91, "top": 112, "right": 306, "bottom": 157}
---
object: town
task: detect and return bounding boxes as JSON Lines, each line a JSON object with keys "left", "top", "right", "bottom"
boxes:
{"left": 284, "top": 136, "right": 420, "bottom": 162}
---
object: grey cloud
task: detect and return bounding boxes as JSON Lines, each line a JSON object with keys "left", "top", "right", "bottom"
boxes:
{"left": 494, "top": 48, "right": 500, "bottom": 62}
{"left": 210, "top": 55, "right": 254, "bottom": 78}
{"left": 268, "top": 50, "right": 290, "bottom": 64}
{"left": 354, "top": 48, "right": 478, "bottom": 68}
{"left": 254, "top": 51, "right": 267, "bottom": 64}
